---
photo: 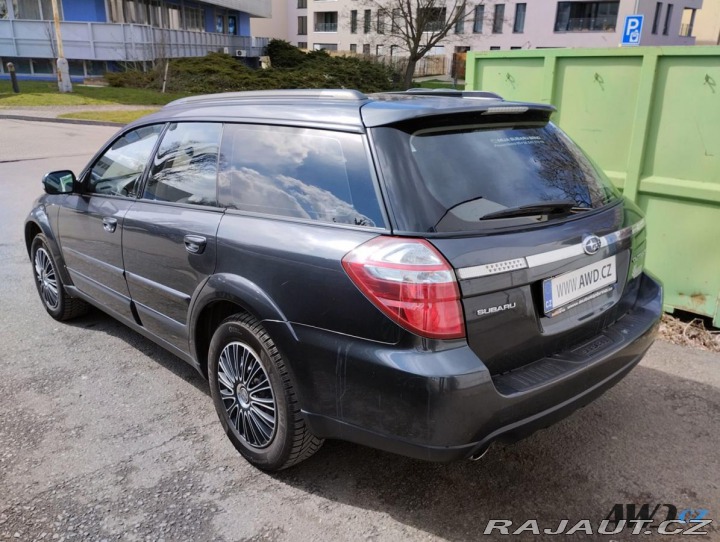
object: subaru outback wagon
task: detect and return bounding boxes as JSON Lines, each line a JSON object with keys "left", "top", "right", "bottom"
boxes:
{"left": 25, "top": 89, "right": 662, "bottom": 471}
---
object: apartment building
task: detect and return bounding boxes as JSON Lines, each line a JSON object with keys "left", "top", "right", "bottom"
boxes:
{"left": 253, "top": 0, "right": 702, "bottom": 70}
{"left": 0, "top": 0, "right": 270, "bottom": 80}
{"left": 691, "top": 0, "right": 719, "bottom": 44}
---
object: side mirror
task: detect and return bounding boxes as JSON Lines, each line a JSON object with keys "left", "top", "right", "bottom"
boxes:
{"left": 43, "top": 170, "right": 77, "bottom": 195}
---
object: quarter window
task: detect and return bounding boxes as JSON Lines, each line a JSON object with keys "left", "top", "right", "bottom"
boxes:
{"left": 218, "top": 124, "right": 384, "bottom": 228}
{"left": 87, "top": 124, "right": 163, "bottom": 197}
{"left": 144, "top": 122, "right": 222, "bottom": 206}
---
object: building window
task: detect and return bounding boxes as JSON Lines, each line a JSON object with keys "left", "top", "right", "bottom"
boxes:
{"left": 349, "top": 43, "right": 357, "bottom": 52}
{"left": 297, "top": 41, "right": 307, "bottom": 48}
{"left": 298, "top": 15, "right": 307, "bottom": 35}
{"left": 391, "top": 8, "right": 399, "bottom": 32}
{"left": 490, "top": 46, "right": 500, "bottom": 50}
{"left": 663, "top": 3, "right": 673, "bottom": 35}
{"left": 473, "top": 5, "right": 484, "bottom": 33}
{"left": 510, "top": 46, "right": 522, "bottom": 49}
{"left": 315, "top": 11, "right": 338, "bottom": 32}
{"left": 679, "top": 8, "right": 696, "bottom": 36}
{"left": 363, "top": 9, "right": 371, "bottom": 33}
{"left": 554, "top": 1, "right": 619, "bottom": 32}
{"left": 513, "top": 3, "right": 526, "bottom": 33}
{"left": 350, "top": 9, "right": 357, "bottom": 33}
{"left": 376, "top": 9, "right": 385, "bottom": 34}
{"left": 362, "top": 43, "right": 370, "bottom": 54}
{"left": 492, "top": 4, "right": 504, "bottom": 33}
{"left": 11, "top": 0, "right": 57, "bottom": 20}
{"left": 228, "top": 15, "right": 237, "bottom": 35}
{"left": 297, "top": 0, "right": 306, "bottom": 7}
{"left": 420, "top": 7, "right": 446, "bottom": 32}
{"left": 313, "top": 43, "right": 338, "bottom": 51}
{"left": 376, "top": 44, "right": 384, "bottom": 55}
{"left": 652, "top": 2, "right": 662, "bottom": 33}
{"left": 455, "top": 14, "right": 464, "bottom": 34}
{"left": 184, "top": 6, "right": 204, "bottom": 31}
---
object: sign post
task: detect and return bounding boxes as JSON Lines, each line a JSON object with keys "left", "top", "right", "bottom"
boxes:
{"left": 621, "top": 15, "right": 644, "bottom": 46}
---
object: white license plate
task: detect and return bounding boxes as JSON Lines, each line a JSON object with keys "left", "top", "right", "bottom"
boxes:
{"left": 543, "top": 255, "right": 617, "bottom": 315}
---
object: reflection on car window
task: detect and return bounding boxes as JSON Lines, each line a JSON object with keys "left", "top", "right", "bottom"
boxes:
{"left": 144, "top": 123, "right": 222, "bottom": 206}
{"left": 88, "top": 125, "right": 163, "bottom": 197}
{"left": 218, "top": 124, "right": 384, "bottom": 228}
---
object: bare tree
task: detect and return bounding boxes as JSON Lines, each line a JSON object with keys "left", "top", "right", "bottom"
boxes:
{"left": 372, "top": 0, "right": 477, "bottom": 88}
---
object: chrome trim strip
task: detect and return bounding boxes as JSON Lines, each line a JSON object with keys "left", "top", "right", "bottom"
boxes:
{"left": 457, "top": 223, "right": 640, "bottom": 280}
{"left": 456, "top": 258, "right": 528, "bottom": 279}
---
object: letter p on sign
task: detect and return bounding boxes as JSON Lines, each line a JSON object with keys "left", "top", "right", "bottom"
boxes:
{"left": 622, "top": 15, "right": 644, "bottom": 46}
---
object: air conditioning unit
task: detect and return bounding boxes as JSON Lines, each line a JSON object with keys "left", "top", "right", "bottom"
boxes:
{"left": 222, "top": 47, "right": 230, "bottom": 54}
{"left": 235, "top": 49, "right": 247, "bottom": 57}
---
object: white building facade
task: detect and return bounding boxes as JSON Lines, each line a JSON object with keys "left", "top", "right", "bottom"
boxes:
{"left": 253, "top": 0, "right": 702, "bottom": 74}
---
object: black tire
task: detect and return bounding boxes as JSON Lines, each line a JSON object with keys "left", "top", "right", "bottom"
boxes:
{"left": 208, "top": 313, "right": 323, "bottom": 471}
{"left": 30, "top": 234, "right": 89, "bottom": 321}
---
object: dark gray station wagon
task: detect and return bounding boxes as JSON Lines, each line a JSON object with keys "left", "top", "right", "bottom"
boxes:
{"left": 25, "top": 89, "right": 662, "bottom": 471}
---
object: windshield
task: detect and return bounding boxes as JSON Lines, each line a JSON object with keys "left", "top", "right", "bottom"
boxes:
{"left": 371, "top": 122, "right": 620, "bottom": 233}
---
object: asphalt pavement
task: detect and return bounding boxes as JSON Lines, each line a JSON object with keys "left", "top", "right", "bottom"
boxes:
{"left": 1, "top": 119, "right": 719, "bottom": 542}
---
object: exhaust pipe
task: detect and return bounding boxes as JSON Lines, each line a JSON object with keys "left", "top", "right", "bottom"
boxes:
{"left": 469, "top": 444, "right": 491, "bottom": 461}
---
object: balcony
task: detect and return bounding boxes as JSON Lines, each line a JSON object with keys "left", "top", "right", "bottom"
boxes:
{"left": 0, "top": 20, "right": 268, "bottom": 61}
{"left": 555, "top": 16, "right": 617, "bottom": 32}
{"left": 314, "top": 22, "right": 338, "bottom": 32}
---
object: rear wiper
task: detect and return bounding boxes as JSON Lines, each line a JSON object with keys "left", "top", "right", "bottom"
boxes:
{"left": 479, "top": 200, "right": 591, "bottom": 221}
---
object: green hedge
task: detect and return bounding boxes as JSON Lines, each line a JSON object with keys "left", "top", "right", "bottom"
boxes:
{"left": 106, "top": 44, "right": 402, "bottom": 95}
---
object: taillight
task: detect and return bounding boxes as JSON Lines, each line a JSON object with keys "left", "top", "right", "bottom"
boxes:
{"left": 341, "top": 236, "right": 465, "bottom": 339}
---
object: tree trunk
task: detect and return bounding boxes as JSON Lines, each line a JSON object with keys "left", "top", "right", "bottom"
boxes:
{"left": 402, "top": 58, "right": 419, "bottom": 89}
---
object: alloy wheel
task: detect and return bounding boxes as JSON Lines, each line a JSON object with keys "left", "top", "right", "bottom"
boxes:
{"left": 34, "top": 247, "right": 59, "bottom": 311}
{"left": 217, "top": 341, "right": 277, "bottom": 448}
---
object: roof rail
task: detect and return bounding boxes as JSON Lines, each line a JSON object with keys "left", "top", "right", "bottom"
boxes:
{"left": 401, "top": 89, "right": 504, "bottom": 100}
{"left": 165, "top": 89, "right": 368, "bottom": 108}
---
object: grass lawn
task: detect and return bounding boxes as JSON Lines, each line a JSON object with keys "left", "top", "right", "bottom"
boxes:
{"left": 58, "top": 109, "right": 160, "bottom": 124}
{"left": 412, "top": 79, "right": 464, "bottom": 90}
{"left": 0, "top": 80, "right": 187, "bottom": 106}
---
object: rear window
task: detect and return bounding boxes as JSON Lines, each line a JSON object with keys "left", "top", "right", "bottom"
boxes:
{"left": 371, "top": 122, "right": 620, "bottom": 233}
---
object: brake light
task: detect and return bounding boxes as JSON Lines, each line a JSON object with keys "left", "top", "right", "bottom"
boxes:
{"left": 341, "top": 237, "right": 465, "bottom": 339}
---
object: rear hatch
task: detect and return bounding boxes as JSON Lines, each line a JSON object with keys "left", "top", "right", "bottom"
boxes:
{"left": 366, "top": 100, "right": 648, "bottom": 375}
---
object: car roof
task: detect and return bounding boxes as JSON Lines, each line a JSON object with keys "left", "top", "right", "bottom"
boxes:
{"left": 127, "top": 89, "right": 555, "bottom": 132}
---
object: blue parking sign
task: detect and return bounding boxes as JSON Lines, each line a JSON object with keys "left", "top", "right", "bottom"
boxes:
{"left": 621, "top": 15, "right": 644, "bottom": 46}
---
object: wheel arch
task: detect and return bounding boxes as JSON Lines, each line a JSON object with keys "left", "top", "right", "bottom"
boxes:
{"left": 189, "top": 273, "right": 296, "bottom": 379}
{"left": 25, "top": 208, "right": 73, "bottom": 286}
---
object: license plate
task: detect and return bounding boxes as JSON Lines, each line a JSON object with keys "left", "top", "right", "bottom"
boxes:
{"left": 543, "top": 256, "right": 616, "bottom": 315}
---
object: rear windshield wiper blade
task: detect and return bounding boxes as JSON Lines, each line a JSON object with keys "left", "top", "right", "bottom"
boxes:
{"left": 479, "top": 200, "right": 591, "bottom": 221}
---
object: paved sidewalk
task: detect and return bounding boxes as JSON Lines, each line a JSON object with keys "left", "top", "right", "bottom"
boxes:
{"left": 0, "top": 104, "right": 158, "bottom": 126}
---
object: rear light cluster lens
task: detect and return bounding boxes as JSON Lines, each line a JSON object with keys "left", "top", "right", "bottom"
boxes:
{"left": 341, "top": 237, "right": 465, "bottom": 339}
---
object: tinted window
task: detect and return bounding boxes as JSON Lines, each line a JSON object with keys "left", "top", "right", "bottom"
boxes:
{"left": 144, "top": 122, "right": 222, "bottom": 206}
{"left": 372, "top": 122, "right": 620, "bottom": 233}
{"left": 218, "top": 124, "right": 384, "bottom": 228}
{"left": 87, "top": 125, "right": 163, "bottom": 197}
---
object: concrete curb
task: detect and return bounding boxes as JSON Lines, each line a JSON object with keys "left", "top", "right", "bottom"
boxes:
{"left": 0, "top": 114, "right": 123, "bottom": 127}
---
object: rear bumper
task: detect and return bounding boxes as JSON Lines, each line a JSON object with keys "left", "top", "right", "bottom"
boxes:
{"left": 266, "top": 272, "right": 662, "bottom": 462}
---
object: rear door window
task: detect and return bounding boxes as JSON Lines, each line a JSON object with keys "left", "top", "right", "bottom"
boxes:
{"left": 218, "top": 124, "right": 385, "bottom": 228}
{"left": 371, "top": 122, "right": 620, "bottom": 233}
{"left": 144, "top": 122, "right": 222, "bottom": 206}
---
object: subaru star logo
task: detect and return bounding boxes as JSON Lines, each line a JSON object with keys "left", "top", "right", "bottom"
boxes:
{"left": 582, "top": 235, "right": 602, "bottom": 255}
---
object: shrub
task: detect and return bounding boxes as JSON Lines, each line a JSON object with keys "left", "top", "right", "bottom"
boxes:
{"left": 106, "top": 45, "right": 402, "bottom": 95}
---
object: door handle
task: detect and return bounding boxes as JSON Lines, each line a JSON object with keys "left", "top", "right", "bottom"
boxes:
{"left": 184, "top": 235, "right": 207, "bottom": 254}
{"left": 102, "top": 217, "right": 118, "bottom": 233}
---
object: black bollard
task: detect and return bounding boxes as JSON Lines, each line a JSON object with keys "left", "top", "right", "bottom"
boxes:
{"left": 6, "top": 62, "right": 19, "bottom": 93}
